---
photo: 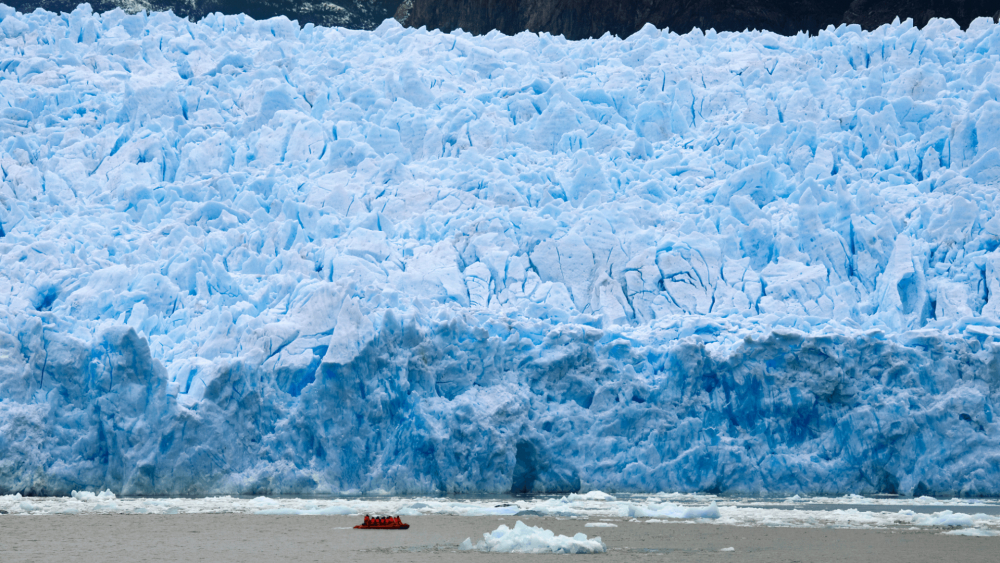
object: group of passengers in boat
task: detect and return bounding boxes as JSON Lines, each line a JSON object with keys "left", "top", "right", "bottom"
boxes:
{"left": 363, "top": 515, "right": 402, "bottom": 526}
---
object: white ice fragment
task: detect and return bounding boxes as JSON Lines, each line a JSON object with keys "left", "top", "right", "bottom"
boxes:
{"left": 633, "top": 502, "right": 721, "bottom": 520}
{"left": 71, "top": 490, "right": 117, "bottom": 503}
{"left": 941, "top": 528, "right": 997, "bottom": 537}
{"left": 462, "top": 521, "right": 606, "bottom": 554}
{"left": 254, "top": 505, "right": 355, "bottom": 515}
{"left": 567, "top": 491, "right": 616, "bottom": 501}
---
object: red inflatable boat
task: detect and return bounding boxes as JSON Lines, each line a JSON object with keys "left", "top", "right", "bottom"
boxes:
{"left": 354, "top": 516, "right": 409, "bottom": 530}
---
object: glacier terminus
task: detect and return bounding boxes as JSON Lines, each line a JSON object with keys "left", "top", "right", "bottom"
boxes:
{"left": 1, "top": 4, "right": 1000, "bottom": 498}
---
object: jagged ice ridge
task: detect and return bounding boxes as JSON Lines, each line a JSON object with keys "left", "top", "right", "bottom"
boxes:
{"left": 1, "top": 4, "right": 1000, "bottom": 496}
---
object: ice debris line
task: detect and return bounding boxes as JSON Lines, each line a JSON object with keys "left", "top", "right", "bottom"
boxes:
{"left": 6, "top": 492, "right": 1000, "bottom": 535}
{"left": 1, "top": 4, "right": 1000, "bottom": 496}
{"left": 460, "top": 521, "right": 607, "bottom": 554}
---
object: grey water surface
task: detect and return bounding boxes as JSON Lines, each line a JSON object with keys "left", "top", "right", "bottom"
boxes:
{"left": 0, "top": 514, "right": 996, "bottom": 563}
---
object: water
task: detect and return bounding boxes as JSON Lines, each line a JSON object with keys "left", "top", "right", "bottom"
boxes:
{"left": 4, "top": 492, "right": 1000, "bottom": 525}
{"left": 1, "top": 514, "right": 997, "bottom": 563}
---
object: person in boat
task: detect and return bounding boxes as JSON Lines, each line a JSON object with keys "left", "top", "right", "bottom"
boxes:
{"left": 364, "top": 515, "right": 370, "bottom": 526}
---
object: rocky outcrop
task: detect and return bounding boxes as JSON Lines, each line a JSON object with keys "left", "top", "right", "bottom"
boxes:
{"left": 403, "top": 0, "right": 1000, "bottom": 38}
{"left": 4, "top": 1, "right": 997, "bottom": 36}
{"left": 5, "top": 1, "right": 998, "bottom": 36}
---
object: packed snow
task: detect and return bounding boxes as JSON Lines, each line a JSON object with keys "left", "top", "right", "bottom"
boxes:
{"left": 460, "top": 520, "right": 607, "bottom": 553}
{"left": 1, "top": 4, "right": 1000, "bottom": 497}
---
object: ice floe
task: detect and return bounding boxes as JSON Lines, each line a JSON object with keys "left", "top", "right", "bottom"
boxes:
{"left": 460, "top": 520, "right": 607, "bottom": 553}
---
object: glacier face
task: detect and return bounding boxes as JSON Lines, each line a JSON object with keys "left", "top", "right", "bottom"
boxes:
{"left": 1, "top": 5, "right": 1000, "bottom": 496}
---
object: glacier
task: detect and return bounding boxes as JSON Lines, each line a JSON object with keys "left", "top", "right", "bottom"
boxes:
{"left": 1, "top": 4, "right": 1000, "bottom": 497}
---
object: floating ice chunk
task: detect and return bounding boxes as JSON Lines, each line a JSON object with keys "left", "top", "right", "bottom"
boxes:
{"left": 941, "top": 528, "right": 997, "bottom": 537}
{"left": 584, "top": 522, "right": 617, "bottom": 527}
{"left": 254, "top": 506, "right": 356, "bottom": 515}
{"left": 633, "top": 502, "right": 721, "bottom": 520}
{"left": 567, "top": 491, "right": 616, "bottom": 501}
{"left": 71, "top": 490, "right": 117, "bottom": 502}
{"left": 720, "top": 546, "right": 736, "bottom": 552}
{"left": 909, "top": 510, "right": 984, "bottom": 527}
{"left": 460, "top": 521, "right": 606, "bottom": 554}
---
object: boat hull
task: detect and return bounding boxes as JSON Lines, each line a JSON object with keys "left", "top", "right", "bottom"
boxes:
{"left": 353, "top": 524, "right": 410, "bottom": 530}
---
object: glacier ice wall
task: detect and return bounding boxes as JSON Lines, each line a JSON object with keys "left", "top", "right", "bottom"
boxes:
{"left": 2, "top": 4, "right": 1000, "bottom": 496}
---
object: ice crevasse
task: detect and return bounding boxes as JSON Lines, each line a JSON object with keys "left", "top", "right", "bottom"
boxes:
{"left": 1, "top": 4, "right": 1000, "bottom": 496}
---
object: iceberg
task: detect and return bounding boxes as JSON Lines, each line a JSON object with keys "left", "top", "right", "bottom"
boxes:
{"left": 459, "top": 520, "right": 607, "bottom": 554}
{"left": 1, "top": 4, "right": 1000, "bottom": 497}
{"left": 631, "top": 501, "right": 722, "bottom": 519}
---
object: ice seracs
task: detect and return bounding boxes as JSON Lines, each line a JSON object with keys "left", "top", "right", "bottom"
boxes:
{"left": 0, "top": 5, "right": 1000, "bottom": 496}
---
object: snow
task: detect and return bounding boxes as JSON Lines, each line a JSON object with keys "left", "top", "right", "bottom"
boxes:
{"left": 459, "top": 520, "right": 607, "bottom": 553}
{"left": 1, "top": 5, "right": 1000, "bottom": 496}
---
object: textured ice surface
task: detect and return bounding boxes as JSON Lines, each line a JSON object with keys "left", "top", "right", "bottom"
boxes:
{"left": 460, "top": 520, "right": 607, "bottom": 553}
{"left": 2, "top": 5, "right": 1000, "bottom": 496}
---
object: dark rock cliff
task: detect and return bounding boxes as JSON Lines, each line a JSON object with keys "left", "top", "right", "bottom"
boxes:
{"left": 3, "top": 1, "right": 998, "bottom": 36}
{"left": 403, "top": 0, "right": 1000, "bottom": 38}
{"left": 4, "top": 1, "right": 998, "bottom": 36}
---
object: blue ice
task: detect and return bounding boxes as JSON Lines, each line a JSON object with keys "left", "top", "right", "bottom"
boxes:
{"left": 1, "top": 5, "right": 1000, "bottom": 497}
